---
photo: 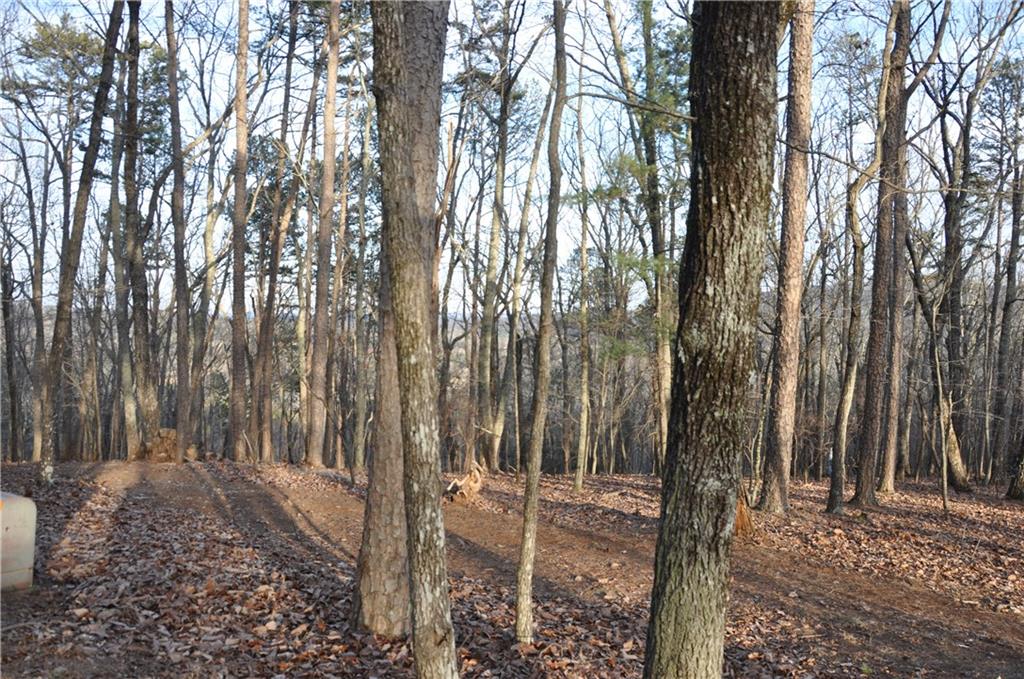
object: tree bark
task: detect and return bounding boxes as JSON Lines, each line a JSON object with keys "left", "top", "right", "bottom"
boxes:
{"left": 1004, "top": 170, "right": 1023, "bottom": 498}
{"left": 644, "top": 3, "right": 778, "bottom": 675}
{"left": 573, "top": 52, "right": 592, "bottom": 492}
{"left": 852, "top": 1, "right": 909, "bottom": 507}
{"left": 123, "top": 0, "right": 160, "bottom": 447}
{"left": 370, "top": 2, "right": 458, "bottom": 675}
{"left": 758, "top": 0, "right": 813, "bottom": 514}
{"left": 353, "top": 249, "right": 410, "bottom": 637}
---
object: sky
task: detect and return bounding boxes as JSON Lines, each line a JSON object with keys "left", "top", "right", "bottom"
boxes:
{"left": 2, "top": 0, "right": 1022, "bottom": 320}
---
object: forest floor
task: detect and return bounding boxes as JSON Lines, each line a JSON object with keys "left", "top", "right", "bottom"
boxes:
{"left": 1, "top": 461, "right": 1022, "bottom": 678}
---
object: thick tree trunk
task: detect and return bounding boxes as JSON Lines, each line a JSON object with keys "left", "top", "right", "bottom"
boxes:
{"left": 37, "top": 0, "right": 124, "bottom": 479}
{"left": 370, "top": 3, "right": 458, "bottom": 676}
{"left": 758, "top": 0, "right": 813, "bottom": 514}
{"left": 643, "top": 3, "right": 778, "bottom": 675}
{"left": 306, "top": 0, "right": 341, "bottom": 468}
{"left": 515, "top": 0, "right": 566, "bottom": 644}
{"left": 229, "top": 0, "right": 250, "bottom": 462}
{"left": 353, "top": 251, "right": 410, "bottom": 636}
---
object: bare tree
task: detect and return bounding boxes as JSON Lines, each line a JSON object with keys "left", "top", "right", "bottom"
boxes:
{"left": 852, "top": 0, "right": 911, "bottom": 507}
{"left": 229, "top": 0, "right": 250, "bottom": 462}
{"left": 166, "top": 0, "right": 190, "bottom": 463}
{"left": 515, "top": 0, "right": 566, "bottom": 645}
{"left": 306, "top": 0, "right": 342, "bottom": 468}
{"left": 37, "top": 0, "right": 124, "bottom": 479}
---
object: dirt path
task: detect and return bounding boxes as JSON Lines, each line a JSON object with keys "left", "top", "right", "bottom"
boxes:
{"left": 4, "top": 462, "right": 1022, "bottom": 677}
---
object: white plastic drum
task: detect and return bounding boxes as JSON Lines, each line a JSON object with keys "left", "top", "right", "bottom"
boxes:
{"left": 1, "top": 492, "right": 37, "bottom": 590}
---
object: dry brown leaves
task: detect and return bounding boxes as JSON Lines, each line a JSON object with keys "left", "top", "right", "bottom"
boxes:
{"left": 2, "top": 463, "right": 1020, "bottom": 678}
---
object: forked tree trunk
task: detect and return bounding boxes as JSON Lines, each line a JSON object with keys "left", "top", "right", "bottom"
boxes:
{"left": 370, "top": 3, "right": 458, "bottom": 676}
{"left": 37, "top": 0, "right": 124, "bottom": 479}
{"left": 643, "top": 3, "right": 778, "bottom": 675}
{"left": 827, "top": 5, "right": 898, "bottom": 514}
{"left": 515, "top": 0, "right": 566, "bottom": 645}
{"left": 853, "top": 1, "right": 909, "bottom": 507}
{"left": 306, "top": 0, "right": 341, "bottom": 468}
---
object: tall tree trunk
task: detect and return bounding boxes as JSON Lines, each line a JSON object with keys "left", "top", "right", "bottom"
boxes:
{"left": 826, "top": 5, "right": 898, "bottom": 514}
{"left": 1003, "top": 169, "right": 1023, "bottom": 498}
{"left": 603, "top": 0, "right": 670, "bottom": 473}
{"left": 37, "top": 0, "right": 124, "bottom": 479}
{"left": 370, "top": 3, "right": 458, "bottom": 676}
{"left": 166, "top": 0, "right": 189, "bottom": 463}
{"left": 351, "top": 97, "right": 374, "bottom": 473}
{"left": 252, "top": 0, "right": 299, "bottom": 464}
{"left": 306, "top": 0, "right": 341, "bottom": 468}
{"left": 643, "top": 3, "right": 778, "bottom": 675}
{"left": 229, "top": 0, "right": 250, "bottom": 462}
{"left": 0, "top": 233, "right": 18, "bottom": 460}
{"left": 478, "top": 3, "right": 514, "bottom": 472}
{"left": 573, "top": 58, "right": 592, "bottom": 491}
{"left": 853, "top": 1, "right": 909, "bottom": 507}
{"left": 515, "top": 0, "right": 566, "bottom": 644}
{"left": 494, "top": 78, "right": 554, "bottom": 480}
{"left": 879, "top": 25, "right": 913, "bottom": 492}
{"left": 758, "top": 0, "right": 813, "bottom": 514}
{"left": 326, "top": 91, "right": 352, "bottom": 470}
{"left": 124, "top": 0, "right": 159, "bottom": 446}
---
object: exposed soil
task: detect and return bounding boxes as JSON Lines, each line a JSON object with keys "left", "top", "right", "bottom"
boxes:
{"left": 2, "top": 461, "right": 1021, "bottom": 677}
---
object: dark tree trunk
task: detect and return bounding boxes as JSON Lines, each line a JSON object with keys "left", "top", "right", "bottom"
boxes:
{"left": 643, "top": 3, "right": 778, "bottom": 676}
{"left": 124, "top": 0, "right": 159, "bottom": 445}
{"left": 252, "top": 0, "right": 299, "bottom": 464}
{"left": 852, "top": 0, "right": 909, "bottom": 507}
